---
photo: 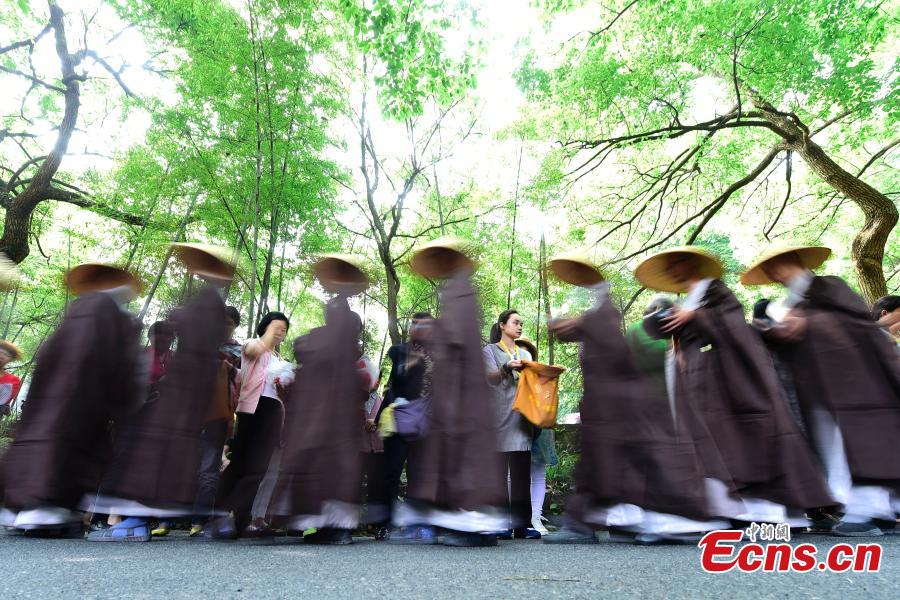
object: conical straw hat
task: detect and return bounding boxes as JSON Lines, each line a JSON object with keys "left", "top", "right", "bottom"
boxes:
{"left": 65, "top": 263, "right": 143, "bottom": 296}
{"left": 0, "top": 254, "right": 21, "bottom": 291}
{"left": 514, "top": 336, "right": 538, "bottom": 362}
{"left": 0, "top": 339, "right": 23, "bottom": 361}
{"left": 550, "top": 251, "right": 605, "bottom": 287}
{"left": 313, "top": 253, "right": 370, "bottom": 295}
{"left": 409, "top": 237, "right": 475, "bottom": 279}
{"left": 633, "top": 246, "right": 723, "bottom": 293}
{"left": 740, "top": 245, "right": 831, "bottom": 286}
{"left": 171, "top": 243, "right": 236, "bottom": 281}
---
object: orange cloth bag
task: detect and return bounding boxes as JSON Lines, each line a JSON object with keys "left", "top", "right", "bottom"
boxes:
{"left": 512, "top": 360, "right": 566, "bottom": 428}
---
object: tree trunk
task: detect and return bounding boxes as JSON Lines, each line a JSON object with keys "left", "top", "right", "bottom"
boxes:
{"left": 257, "top": 206, "right": 280, "bottom": 317}
{"left": 755, "top": 100, "right": 897, "bottom": 303}
{"left": 0, "top": 1, "right": 79, "bottom": 263}
{"left": 539, "top": 233, "right": 554, "bottom": 365}
{"left": 383, "top": 250, "right": 402, "bottom": 346}
{"left": 247, "top": 0, "right": 263, "bottom": 337}
{"left": 137, "top": 191, "right": 199, "bottom": 321}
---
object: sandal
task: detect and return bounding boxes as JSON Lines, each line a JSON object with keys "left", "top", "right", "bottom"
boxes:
{"left": 85, "top": 517, "right": 150, "bottom": 542}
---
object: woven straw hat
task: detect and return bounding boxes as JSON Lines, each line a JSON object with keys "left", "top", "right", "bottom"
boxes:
{"left": 550, "top": 251, "right": 605, "bottom": 287}
{"left": 0, "top": 339, "right": 23, "bottom": 361}
{"left": 634, "top": 246, "right": 723, "bottom": 293}
{"left": 171, "top": 243, "right": 236, "bottom": 281}
{"left": 313, "top": 253, "right": 370, "bottom": 295}
{"left": 514, "top": 336, "right": 538, "bottom": 362}
{"left": 0, "top": 254, "right": 21, "bottom": 291}
{"left": 740, "top": 245, "right": 831, "bottom": 286}
{"left": 65, "top": 263, "right": 143, "bottom": 296}
{"left": 409, "top": 237, "right": 475, "bottom": 279}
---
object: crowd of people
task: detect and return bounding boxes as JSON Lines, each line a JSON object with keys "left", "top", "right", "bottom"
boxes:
{"left": 0, "top": 238, "right": 897, "bottom": 547}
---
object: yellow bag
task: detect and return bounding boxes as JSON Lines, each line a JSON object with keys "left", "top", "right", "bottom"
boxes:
{"left": 512, "top": 360, "right": 566, "bottom": 428}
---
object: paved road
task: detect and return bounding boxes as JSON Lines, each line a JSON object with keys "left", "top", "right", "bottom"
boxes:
{"left": 0, "top": 531, "right": 896, "bottom": 599}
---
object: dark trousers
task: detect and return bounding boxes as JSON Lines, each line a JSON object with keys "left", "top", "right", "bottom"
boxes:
{"left": 382, "top": 435, "right": 409, "bottom": 522}
{"left": 362, "top": 452, "right": 388, "bottom": 525}
{"left": 216, "top": 396, "right": 281, "bottom": 532}
{"left": 499, "top": 451, "right": 532, "bottom": 530}
{"left": 192, "top": 418, "right": 229, "bottom": 524}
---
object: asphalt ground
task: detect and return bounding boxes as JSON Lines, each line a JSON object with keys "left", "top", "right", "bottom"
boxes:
{"left": 0, "top": 529, "right": 897, "bottom": 599}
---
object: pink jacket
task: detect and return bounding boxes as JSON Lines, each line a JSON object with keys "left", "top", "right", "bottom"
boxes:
{"left": 235, "top": 343, "right": 272, "bottom": 415}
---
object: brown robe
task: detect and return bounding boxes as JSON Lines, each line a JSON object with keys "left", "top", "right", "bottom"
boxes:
{"left": 766, "top": 276, "right": 900, "bottom": 491}
{"left": 405, "top": 271, "right": 503, "bottom": 514}
{"left": 560, "top": 300, "right": 711, "bottom": 524}
{"left": 272, "top": 296, "right": 363, "bottom": 522}
{"left": 99, "top": 285, "right": 225, "bottom": 509}
{"left": 673, "top": 279, "right": 833, "bottom": 509}
{"left": 2, "top": 292, "right": 142, "bottom": 511}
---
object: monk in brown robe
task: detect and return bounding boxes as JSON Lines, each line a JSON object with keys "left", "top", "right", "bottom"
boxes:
{"left": 635, "top": 246, "right": 834, "bottom": 526}
{"left": 542, "top": 252, "right": 725, "bottom": 545}
{"left": 269, "top": 254, "right": 368, "bottom": 545}
{"left": 743, "top": 245, "right": 900, "bottom": 536}
{"left": 394, "top": 238, "right": 504, "bottom": 547}
{"left": 1, "top": 264, "right": 142, "bottom": 535}
{"left": 86, "top": 244, "right": 232, "bottom": 541}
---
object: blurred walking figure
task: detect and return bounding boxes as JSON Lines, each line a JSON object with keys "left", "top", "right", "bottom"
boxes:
{"left": 379, "top": 311, "right": 435, "bottom": 538}
{"left": 483, "top": 310, "right": 539, "bottom": 539}
{"left": 145, "top": 320, "right": 175, "bottom": 390}
{"left": 743, "top": 245, "right": 900, "bottom": 536}
{"left": 188, "top": 306, "right": 242, "bottom": 537}
{"left": 86, "top": 244, "right": 232, "bottom": 541}
{"left": 360, "top": 371, "right": 387, "bottom": 538}
{"left": 872, "top": 294, "right": 900, "bottom": 345}
{"left": 624, "top": 295, "right": 673, "bottom": 401}
{"left": 1, "top": 262, "right": 143, "bottom": 536}
{"left": 515, "top": 337, "right": 557, "bottom": 536}
{"left": 635, "top": 246, "right": 833, "bottom": 528}
{"left": 393, "top": 238, "right": 504, "bottom": 547}
{"left": 271, "top": 254, "right": 369, "bottom": 545}
{"left": 0, "top": 340, "right": 23, "bottom": 417}
{"left": 207, "top": 310, "right": 292, "bottom": 539}
{"left": 543, "top": 252, "right": 722, "bottom": 545}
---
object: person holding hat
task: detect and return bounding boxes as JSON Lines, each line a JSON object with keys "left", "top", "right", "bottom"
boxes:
{"left": 634, "top": 246, "right": 834, "bottom": 528}
{"left": 269, "top": 254, "right": 369, "bottom": 545}
{"left": 1, "top": 263, "right": 144, "bottom": 536}
{"left": 743, "top": 245, "right": 900, "bottom": 536}
{"left": 542, "top": 252, "right": 723, "bottom": 545}
{"left": 393, "top": 238, "right": 505, "bottom": 547}
{"left": 0, "top": 341, "right": 23, "bottom": 417}
{"left": 87, "top": 244, "right": 231, "bottom": 542}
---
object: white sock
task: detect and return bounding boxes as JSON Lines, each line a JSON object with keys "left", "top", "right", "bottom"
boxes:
{"left": 530, "top": 463, "right": 546, "bottom": 521}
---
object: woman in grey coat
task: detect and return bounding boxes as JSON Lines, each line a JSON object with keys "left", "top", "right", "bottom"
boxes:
{"left": 483, "top": 309, "right": 539, "bottom": 539}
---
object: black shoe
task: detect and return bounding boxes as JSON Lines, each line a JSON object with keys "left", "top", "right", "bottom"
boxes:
{"left": 303, "top": 528, "right": 353, "bottom": 545}
{"left": 873, "top": 519, "right": 897, "bottom": 536}
{"left": 513, "top": 527, "right": 541, "bottom": 540}
{"left": 542, "top": 527, "right": 598, "bottom": 544}
{"left": 374, "top": 527, "right": 388, "bottom": 541}
{"left": 806, "top": 508, "right": 841, "bottom": 534}
{"left": 442, "top": 532, "right": 498, "bottom": 547}
{"left": 22, "top": 523, "right": 83, "bottom": 539}
{"left": 832, "top": 520, "right": 883, "bottom": 537}
{"left": 634, "top": 532, "right": 701, "bottom": 546}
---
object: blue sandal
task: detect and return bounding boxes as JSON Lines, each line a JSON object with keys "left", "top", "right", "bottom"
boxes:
{"left": 86, "top": 517, "right": 150, "bottom": 542}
